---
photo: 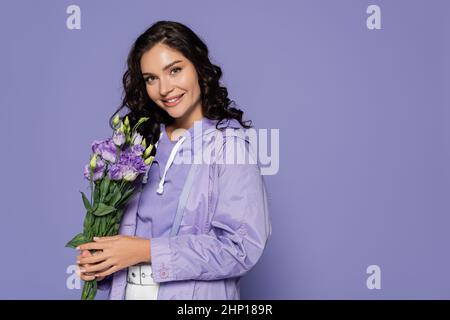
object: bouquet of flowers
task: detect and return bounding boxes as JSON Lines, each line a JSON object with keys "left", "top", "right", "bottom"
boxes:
{"left": 65, "top": 114, "right": 155, "bottom": 300}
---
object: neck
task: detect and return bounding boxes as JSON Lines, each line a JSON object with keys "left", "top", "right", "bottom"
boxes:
{"left": 166, "top": 105, "right": 203, "bottom": 141}
{"left": 174, "top": 104, "right": 203, "bottom": 130}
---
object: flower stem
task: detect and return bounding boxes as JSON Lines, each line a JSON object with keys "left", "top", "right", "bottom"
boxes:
{"left": 89, "top": 167, "right": 93, "bottom": 205}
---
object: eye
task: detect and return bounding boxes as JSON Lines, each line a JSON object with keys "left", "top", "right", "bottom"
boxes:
{"left": 145, "top": 67, "right": 181, "bottom": 84}
{"left": 145, "top": 75, "right": 155, "bottom": 84}
{"left": 171, "top": 67, "right": 181, "bottom": 75}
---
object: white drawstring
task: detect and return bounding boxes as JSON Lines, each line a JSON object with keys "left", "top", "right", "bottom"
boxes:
{"left": 156, "top": 133, "right": 187, "bottom": 195}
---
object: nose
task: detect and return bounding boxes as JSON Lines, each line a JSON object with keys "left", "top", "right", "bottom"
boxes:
{"left": 159, "top": 77, "right": 174, "bottom": 98}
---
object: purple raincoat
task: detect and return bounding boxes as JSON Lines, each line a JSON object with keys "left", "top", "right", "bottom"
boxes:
{"left": 97, "top": 117, "right": 272, "bottom": 299}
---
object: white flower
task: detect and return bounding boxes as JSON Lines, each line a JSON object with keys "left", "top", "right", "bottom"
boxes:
{"left": 113, "top": 130, "right": 126, "bottom": 147}
{"left": 123, "top": 170, "right": 139, "bottom": 182}
{"left": 132, "top": 132, "right": 143, "bottom": 146}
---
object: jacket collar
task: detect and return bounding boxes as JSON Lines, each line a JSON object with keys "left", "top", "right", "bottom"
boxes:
{"left": 159, "top": 117, "right": 243, "bottom": 143}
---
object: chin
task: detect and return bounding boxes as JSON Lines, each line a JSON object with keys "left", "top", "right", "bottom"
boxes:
{"left": 165, "top": 107, "right": 188, "bottom": 119}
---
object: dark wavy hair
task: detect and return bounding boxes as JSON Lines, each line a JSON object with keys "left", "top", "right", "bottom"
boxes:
{"left": 109, "top": 20, "right": 252, "bottom": 147}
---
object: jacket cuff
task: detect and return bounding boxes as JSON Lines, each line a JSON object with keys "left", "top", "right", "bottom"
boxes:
{"left": 150, "top": 237, "right": 177, "bottom": 282}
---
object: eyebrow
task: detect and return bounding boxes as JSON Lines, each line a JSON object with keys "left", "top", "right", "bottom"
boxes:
{"left": 142, "top": 60, "right": 183, "bottom": 76}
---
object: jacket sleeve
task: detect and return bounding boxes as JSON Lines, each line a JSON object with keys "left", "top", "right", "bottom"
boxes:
{"left": 149, "top": 135, "right": 272, "bottom": 282}
{"left": 96, "top": 274, "right": 113, "bottom": 291}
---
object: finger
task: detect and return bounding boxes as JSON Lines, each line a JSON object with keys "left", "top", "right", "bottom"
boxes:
{"left": 78, "top": 249, "right": 103, "bottom": 260}
{"left": 93, "top": 265, "right": 119, "bottom": 278}
{"left": 76, "top": 242, "right": 108, "bottom": 251}
{"left": 83, "top": 260, "right": 114, "bottom": 274}
{"left": 81, "top": 262, "right": 100, "bottom": 276}
{"left": 77, "top": 250, "right": 92, "bottom": 261}
{"left": 79, "top": 263, "right": 102, "bottom": 276}
{"left": 81, "top": 274, "right": 96, "bottom": 281}
{"left": 93, "top": 235, "right": 121, "bottom": 242}
{"left": 81, "top": 250, "right": 92, "bottom": 257}
{"left": 78, "top": 252, "right": 108, "bottom": 265}
{"left": 76, "top": 268, "right": 95, "bottom": 281}
{"left": 86, "top": 265, "right": 109, "bottom": 278}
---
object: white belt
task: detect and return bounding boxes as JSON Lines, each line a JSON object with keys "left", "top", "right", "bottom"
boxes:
{"left": 127, "top": 263, "right": 158, "bottom": 286}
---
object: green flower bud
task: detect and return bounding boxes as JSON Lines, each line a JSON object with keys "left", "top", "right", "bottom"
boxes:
{"left": 124, "top": 116, "right": 130, "bottom": 128}
{"left": 113, "top": 114, "right": 120, "bottom": 128}
{"left": 144, "top": 144, "right": 154, "bottom": 158}
{"left": 144, "top": 156, "right": 154, "bottom": 165}
{"left": 89, "top": 154, "right": 97, "bottom": 169}
{"left": 141, "top": 138, "right": 147, "bottom": 148}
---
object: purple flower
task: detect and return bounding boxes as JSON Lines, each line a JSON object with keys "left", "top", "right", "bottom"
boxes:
{"left": 91, "top": 139, "right": 117, "bottom": 163}
{"left": 108, "top": 148, "right": 149, "bottom": 182}
{"left": 130, "top": 144, "right": 145, "bottom": 157}
{"left": 83, "top": 158, "right": 106, "bottom": 181}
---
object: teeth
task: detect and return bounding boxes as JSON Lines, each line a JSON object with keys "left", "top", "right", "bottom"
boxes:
{"left": 165, "top": 95, "right": 182, "bottom": 103}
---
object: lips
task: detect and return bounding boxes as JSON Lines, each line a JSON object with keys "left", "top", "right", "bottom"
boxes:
{"left": 162, "top": 93, "right": 185, "bottom": 107}
{"left": 162, "top": 93, "right": 184, "bottom": 102}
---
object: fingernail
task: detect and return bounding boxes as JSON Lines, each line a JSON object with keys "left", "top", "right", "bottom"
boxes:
{"left": 80, "top": 269, "right": 86, "bottom": 273}
{"left": 75, "top": 246, "right": 80, "bottom": 250}
{"left": 76, "top": 260, "right": 80, "bottom": 264}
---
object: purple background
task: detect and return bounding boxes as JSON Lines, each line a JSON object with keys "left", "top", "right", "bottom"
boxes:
{"left": 0, "top": 0, "right": 449, "bottom": 299}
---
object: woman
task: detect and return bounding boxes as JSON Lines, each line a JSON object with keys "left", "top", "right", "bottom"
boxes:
{"left": 75, "top": 20, "right": 272, "bottom": 300}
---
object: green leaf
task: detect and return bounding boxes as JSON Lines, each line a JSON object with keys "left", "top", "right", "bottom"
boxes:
{"left": 104, "top": 182, "right": 119, "bottom": 204}
{"left": 99, "top": 176, "right": 111, "bottom": 203}
{"left": 92, "top": 217, "right": 100, "bottom": 236}
{"left": 104, "top": 192, "right": 114, "bottom": 203}
{"left": 116, "top": 187, "right": 135, "bottom": 207}
{"left": 99, "top": 216, "right": 107, "bottom": 236}
{"left": 80, "top": 191, "right": 92, "bottom": 212}
{"left": 91, "top": 203, "right": 117, "bottom": 217}
{"left": 112, "top": 223, "right": 120, "bottom": 235}
{"left": 93, "top": 182, "right": 100, "bottom": 204}
{"left": 65, "top": 233, "right": 88, "bottom": 248}
{"left": 116, "top": 209, "right": 124, "bottom": 221}
{"left": 83, "top": 228, "right": 92, "bottom": 242}
{"left": 81, "top": 280, "right": 97, "bottom": 300}
{"left": 110, "top": 186, "right": 123, "bottom": 207}
{"left": 109, "top": 181, "right": 116, "bottom": 193}
{"left": 83, "top": 212, "right": 94, "bottom": 230}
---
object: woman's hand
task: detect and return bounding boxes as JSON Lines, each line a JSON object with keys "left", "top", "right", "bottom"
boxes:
{"left": 76, "top": 235, "right": 151, "bottom": 278}
{"left": 76, "top": 250, "right": 106, "bottom": 281}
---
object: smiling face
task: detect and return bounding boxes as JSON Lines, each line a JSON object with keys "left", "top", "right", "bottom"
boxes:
{"left": 140, "top": 42, "right": 203, "bottom": 127}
